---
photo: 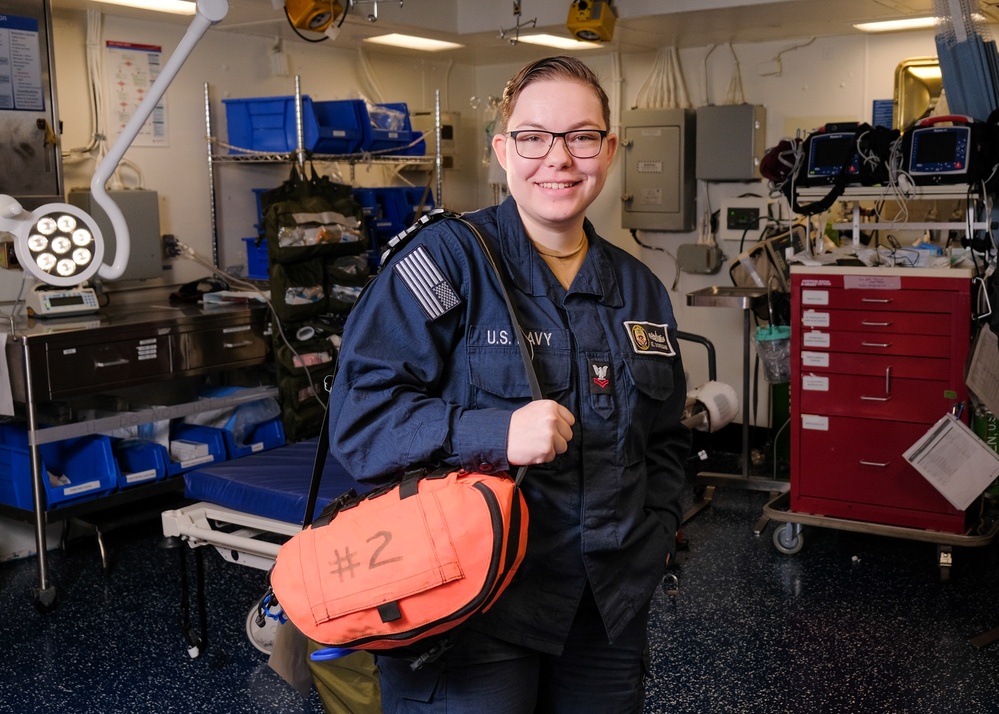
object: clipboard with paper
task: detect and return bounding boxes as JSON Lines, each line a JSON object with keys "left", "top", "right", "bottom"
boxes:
{"left": 904, "top": 413, "right": 999, "bottom": 511}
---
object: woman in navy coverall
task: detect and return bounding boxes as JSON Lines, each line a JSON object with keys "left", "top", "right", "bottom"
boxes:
{"left": 329, "top": 56, "right": 692, "bottom": 713}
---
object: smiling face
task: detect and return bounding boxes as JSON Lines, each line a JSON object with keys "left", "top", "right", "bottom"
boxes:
{"left": 492, "top": 78, "right": 617, "bottom": 244}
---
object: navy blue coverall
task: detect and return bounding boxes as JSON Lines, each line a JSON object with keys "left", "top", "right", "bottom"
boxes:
{"left": 329, "top": 196, "right": 691, "bottom": 708}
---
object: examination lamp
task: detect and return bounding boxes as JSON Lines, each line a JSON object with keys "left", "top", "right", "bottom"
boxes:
{"left": 567, "top": 0, "right": 616, "bottom": 43}
{"left": 0, "top": 0, "right": 229, "bottom": 288}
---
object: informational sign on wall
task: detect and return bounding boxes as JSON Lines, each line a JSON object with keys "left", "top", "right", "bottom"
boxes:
{"left": 105, "top": 40, "right": 169, "bottom": 147}
{"left": 0, "top": 14, "right": 44, "bottom": 112}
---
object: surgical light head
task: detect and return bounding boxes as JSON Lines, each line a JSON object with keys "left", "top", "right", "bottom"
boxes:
{"left": 0, "top": 199, "right": 105, "bottom": 287}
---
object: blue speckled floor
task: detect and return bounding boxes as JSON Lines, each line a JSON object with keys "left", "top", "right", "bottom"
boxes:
{"left": 3, "top": 485, "right": 999, "bottom": 713}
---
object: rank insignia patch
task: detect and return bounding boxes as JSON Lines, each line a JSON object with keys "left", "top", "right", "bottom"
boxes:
{"left": 589, "top": 359, "right": 612, "bottom": 394}
{"left": 395, "top": 245, "right": 461, "bottom": 319}
{"left": 624, "top": 321, "right": 676, "bottom": 357}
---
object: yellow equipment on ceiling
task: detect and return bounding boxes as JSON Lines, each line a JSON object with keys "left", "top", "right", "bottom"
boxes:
{"left": 567, "top": 0, "right": 616, "bottom": 43}
{"left": 286, "top": 0, "right": 344, "bottom": 33}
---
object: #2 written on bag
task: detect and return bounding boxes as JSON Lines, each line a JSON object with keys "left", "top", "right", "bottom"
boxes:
{"left": 270, "top": 466, "right": 529, "bottom": 650}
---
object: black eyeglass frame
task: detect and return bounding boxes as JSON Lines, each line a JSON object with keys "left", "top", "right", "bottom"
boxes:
{"left": 506, "top": 129, "right": 610, "bottom": 159}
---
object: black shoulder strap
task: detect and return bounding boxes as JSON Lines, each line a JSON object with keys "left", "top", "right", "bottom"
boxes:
{"left": 301, "top": 212, "right": 540, "bottom": 526}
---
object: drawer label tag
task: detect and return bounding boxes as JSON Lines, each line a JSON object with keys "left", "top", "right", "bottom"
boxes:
{"left": 801, "top": 351, "right": 829, "bottom": 367}
{"left": 844, "top": 275, "right": 902, "bottom": 290}
{"left": 802, "top": 310, "right": 830, "bottom": 327}
{"left": 802, "top": 375, "right": 829, "bottom": 391}
{"left": 802, "top": 289, "right": 829, "bottom": 305}
{"left": 803, "top": 331, "right": 831, "bottom": 348}
{"left": 801, "top": 414, "right": 829, "bottom": 431}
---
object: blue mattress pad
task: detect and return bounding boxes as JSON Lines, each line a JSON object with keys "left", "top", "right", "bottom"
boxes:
{"left": 182, "top": 437, "right": 364, "bottom": 524}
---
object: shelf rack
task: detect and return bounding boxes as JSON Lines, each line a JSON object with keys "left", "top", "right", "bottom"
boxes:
{"left": 797, "top": 185, "right": 992, "bottom": 248}
{"left": 202, "top": 76, "right": 443, "bottom": 267}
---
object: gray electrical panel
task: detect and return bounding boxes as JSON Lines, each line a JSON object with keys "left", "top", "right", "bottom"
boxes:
{"left": 695, "top": 104, "right": 766, "bottom": 181}
{"left": 621, "top": 108, "right": 696, "bottom": 232}
{"left": 68, "top": 189, "right": 163, "bottom": 281}
{"left": 0, "top": 0, "right": 63, "bottom": 209}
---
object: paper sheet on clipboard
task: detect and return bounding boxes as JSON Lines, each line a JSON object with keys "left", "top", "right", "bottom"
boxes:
{"left": 903, "top": 414, "right": 999, "bottom": 511}
{"left": 965, "top": 325, "right": 999, "bottom": 416}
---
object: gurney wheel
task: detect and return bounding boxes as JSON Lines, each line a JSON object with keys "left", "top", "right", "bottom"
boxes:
{"left": 773, "top": 522, "right": 804, "bottom": 555}
{"left": 246, "top": 603, "right": 279, "bottom": 655}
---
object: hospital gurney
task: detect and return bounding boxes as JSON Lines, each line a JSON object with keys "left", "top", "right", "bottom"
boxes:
{"left": 160, "top": 437, "right": 362, "bottom": 656}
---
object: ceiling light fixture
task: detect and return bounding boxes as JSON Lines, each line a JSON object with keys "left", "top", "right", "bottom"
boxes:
{"left": 853, "top": 17, "right": 937, "bottom": 33}
{"left": 363, "top": 33, "right": 464, "bottom": 52}
{"left": 91, "top": 0, "right": 197, "bottom": 15}
{"left": 516, "top": 33, "right": 602, "bottom": 50}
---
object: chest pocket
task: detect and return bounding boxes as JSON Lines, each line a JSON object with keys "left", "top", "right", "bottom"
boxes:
{"left": 622, "top": 353, "right": 677, "bottom": 464}
{"left": 468, "top": 325, "right": 570, "bottom": 405}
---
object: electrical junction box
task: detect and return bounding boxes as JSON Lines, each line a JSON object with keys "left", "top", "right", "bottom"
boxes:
{"left": 621, "top": 108, "right": 696, "bottom": 232}
{"left": 67, "top": 188, "right": 163, "bottom": 282}
{"left": 719, "top": 196, "right": 770, "bottom": 243}
{"left": 411, "top": 111, "right": 459, "bottom": 170}
{"left": 695, "top": 104, "right": 767, "bottom": 181}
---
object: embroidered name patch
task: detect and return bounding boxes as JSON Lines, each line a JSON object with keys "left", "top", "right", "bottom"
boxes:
{"left": 624, "top": 321, "right": 676, "bottom": 357}
{"left": 394, "top": 245, "right": 461, "bottom": 320}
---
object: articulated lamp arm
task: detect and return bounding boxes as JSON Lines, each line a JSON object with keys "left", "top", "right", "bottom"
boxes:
{"left": 93, "top": 0, "right": 229, "bottom": 279}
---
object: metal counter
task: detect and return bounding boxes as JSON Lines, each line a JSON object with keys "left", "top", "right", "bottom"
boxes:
{"left": 2, "top": 299, "right": 274, "bottom": 609}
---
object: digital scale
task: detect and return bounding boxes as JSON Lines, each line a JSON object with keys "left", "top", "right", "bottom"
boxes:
{"left": 25, "top": 284, "right": 100, "bottom": 318}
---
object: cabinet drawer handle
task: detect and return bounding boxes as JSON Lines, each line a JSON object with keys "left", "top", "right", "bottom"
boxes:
{"left": 861, "top": 342, "right": 891, "bottom": 348}
{"left": 861, "top": 321, "right": 891, "bottom": 327}
{"left": 861, "top": 298, "right": 892, "bottom": 304}
{"left": 860, "top": 396, "right": 890, "bottom": 402}
{"left": 859, "top": 460, "right": 890, "bottom": 468}
{"left": 94, "top": 358, "right": 129, "bottom": 368}
{"left": 223, "top": 340, "right": 254, "bottom": 349}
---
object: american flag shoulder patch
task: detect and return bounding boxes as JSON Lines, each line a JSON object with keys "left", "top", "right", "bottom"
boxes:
{"left": 394, "top": 245, "right": 462, "bottom": 320}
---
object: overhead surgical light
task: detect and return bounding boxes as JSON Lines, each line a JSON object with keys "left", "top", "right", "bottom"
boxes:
{"left": 0, "top": 200, "right": 104, "bottom": 287}
{"left": 0, "top": 0, "right": 229, "bottom": 287}
{"left": 567, "top": 0, "right": 616, "bottom": 43}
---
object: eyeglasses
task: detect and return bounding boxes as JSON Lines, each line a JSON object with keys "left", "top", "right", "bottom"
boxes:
{"left": 507, "top": 129, "right": 609, "bottom": 159}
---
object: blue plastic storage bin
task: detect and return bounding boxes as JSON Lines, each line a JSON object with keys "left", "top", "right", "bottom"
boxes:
{"left": 223, "top": 95, "right": 319, "bottom": 154}
{"left": 313, "top": 99, "right": 367, "bottom": 154}
{"left": 243, "top": 237, "right": 269, "bottom": 279}
{"left": 362, "top": 102, "right": 426, "bottom": 156}
{"left": 0, "top": 425, "right": 117, "bottom": 509}
{"left": 167, "top": 423, "right": 227, "bottom": 476}
{"left": 113, "top": 438, "right": 168, "bottom": 488}
{"left": 222, "top": 416, "right": 286, "bottom": 460}
{"left": 252, "top": 187, "right": 270, "bottom": 231}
